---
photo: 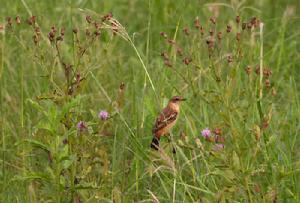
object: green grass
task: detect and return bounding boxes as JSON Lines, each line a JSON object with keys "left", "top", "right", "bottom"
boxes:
{"left": 1, "top": 0, "right": 300, "bottom": 202}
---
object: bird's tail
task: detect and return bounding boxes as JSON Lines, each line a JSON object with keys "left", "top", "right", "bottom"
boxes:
{"left": 150, "top": 137, "right": 160, "bottom": 150}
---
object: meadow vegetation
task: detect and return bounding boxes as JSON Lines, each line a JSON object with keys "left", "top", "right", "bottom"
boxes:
{"left": 0, "top": 0, "right": 300, "bottom": 202}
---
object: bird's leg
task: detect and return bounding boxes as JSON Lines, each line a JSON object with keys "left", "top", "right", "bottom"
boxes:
{"left": 168, "top": 133, "right": 176, "bottom": 154}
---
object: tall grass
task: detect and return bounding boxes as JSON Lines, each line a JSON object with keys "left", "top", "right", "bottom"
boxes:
{"left": 0, "top": 0, "right": 300, "bottom": 202}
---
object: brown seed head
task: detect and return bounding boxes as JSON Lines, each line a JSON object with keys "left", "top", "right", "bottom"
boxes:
{"left": 194, "top": 17, "right": 200, "bottom": 29}
{"left": 217, "top": 31, "right": 222, "bottom": 40}
{"left": 164, "top": 60, "right": 172, "bottom": 67}
{"left": 236, "top": 32, "right": 241, "bottom": 41}
{"left": 183, "top": 27, "right": 190, "bottom": 35}
{"left": 160, "top": 32, "right": 167, "bottom": 38}
{"left": 213, "top": 128, "right": 222, "bottom": 136}
{"left": 15, "top": 16, "right": 21, "bottom": 24}
{"left": 72, "top": 28, "right": 78, "bottom": 34}
{"left": 210, "top": 17, "right": 216, "bottom": 24}
{"left": 176, "top": 47, "right": 183, "bottom": 56}
{"left": 242, "top": 22, "right": 247, "bottom": 30}
{"left": 86, "top": 15, "right": 92, "bottom": 24}
{"left": 245, "top": 66, "right": 251, "bottom": 75}
{"left": 236, "top": 15, "right": 240, "bottom": 24}
{"left": 226, "top": 25, "right": 232, "bottom": 33}
{"left": 183, "top": 57, "right": 192, "bottom": 65}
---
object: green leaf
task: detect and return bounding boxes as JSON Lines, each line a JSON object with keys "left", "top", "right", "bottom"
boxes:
{"left": 16, "top": 139, "right": 50, "bottom": 152}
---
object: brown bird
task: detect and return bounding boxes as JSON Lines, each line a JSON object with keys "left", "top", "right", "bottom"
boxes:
{"left": 151, "top": 96, "right": 186, "bottom": 150}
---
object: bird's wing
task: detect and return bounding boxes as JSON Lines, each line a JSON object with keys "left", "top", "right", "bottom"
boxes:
{"left": 152, "top": 107, "right": 178, "bottom": 134}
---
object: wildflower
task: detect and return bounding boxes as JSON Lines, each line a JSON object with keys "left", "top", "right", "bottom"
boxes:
{"left": 201, "top": 128, "right": 211, "bottom": 138}
{"left": 99, "top": 110, "right": 109, "bottom": 120}
{"left": 212, "top": 144, "right": 224, "bottom": 151}
{"left": 77, "top": 121, "right": 87, "bottom": 131}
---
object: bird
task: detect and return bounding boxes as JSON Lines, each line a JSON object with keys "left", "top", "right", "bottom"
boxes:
{"left": 150, "top": 96, "right": 186, "bottom": 150}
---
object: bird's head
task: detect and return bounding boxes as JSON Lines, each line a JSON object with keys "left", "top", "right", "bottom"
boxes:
{"left": 169, "top": 96, "right": 186, "bottom": 105}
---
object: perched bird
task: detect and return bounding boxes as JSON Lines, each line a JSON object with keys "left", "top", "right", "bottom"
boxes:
{"left": 151, "top": 96, "right": 186, "bottom": 150}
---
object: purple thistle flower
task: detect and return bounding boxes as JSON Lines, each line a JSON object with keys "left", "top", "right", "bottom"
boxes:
{"left": 201, "top": 128, "right": 211, "bottom": 138}
{"left": 212, "top": 144, "right": 224, "bottom": 152}
{"left": 98, "top": 110, "right": 109, "bottom": 121}
{"left": 77, "top": 121, "right": 87, "bottom": 131}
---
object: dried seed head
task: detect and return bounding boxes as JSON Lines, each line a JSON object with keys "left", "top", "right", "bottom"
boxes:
{"left": 265, "top": 79, "right": 271, "bottom": 88}
{"left": 227, "top": 55, "right": 233, "bottom": 63}
{"left": 261, "top": 118, "right": 269, "bottom": 129}
{"left": 250, "top": 17, "right": 258, "bottom": 27}
{"left": 245, "top": 66, "right": 251, "bottom": 75}
{"left": 160, "top": 32, "right": 167, "bottom": 38}
{"left": 242, "top": 22, "right": 247, "bottom": 30}
{"left": 183, "top": 27, "right": 190, "bottom": 35}
{"left": 213, "top": 128, "right": 222, "bottom": 136}
{"left": 167, "top": 39, "right": 176, "bottom": 45}
{"left": 209, "top": 29, "right": 214, "bottom": 36}
{"left": 48, "top": 31, "right": 55, "bottom": 42}
{"left": 215, "top": 136, "right": 225, "bottom": 143}
{"left": 164, "top": 60, "right": 172, "bottom": 67}
{"left": 33, "top": 35, "right": 39, "bottom": 45}
{"left": 194, "top": 17, "right": 200, "bottom": 29}
{"left": 247, "top": 22, "right": 252, "bottom": 29}
{"left": 35, "top": 27, "right": 41, "bottom": 36}
{"left": 72, "top": 28, "right": 78, "bottom": 34}
{"left": 210, "top": 17, "right": 216, "bottom": 24}
{"left": 94, "top": 22, "right": 101, "bottom": 29}
{"left": 272, "top": 88, "right": 277, "bottom": 96}
{"left": 226, "top": 25, "right": 232, "bottom": 33}
{"left": 183, "top": 57, "right": 192, "bottom": 65}
{"left": 27, "top": 16, "right": 36, "bottom": 25}
{"left": 94, "top": 30, "right": 101, "bottom": 36}
{"left": 236, "top": 32, "right": 241, "bottom": 41}
{"left": 200, "top": 26, "right": 204, "bottom": 35}
{"left": 102, "top": 12, "right": 113, "bottom": 21}
{"left": 85, "top": 28, "right": 91, "bottom": 36}
{"left": 60, "top": 27, "right": 65, "bottom": 36}
{"left": 6, "top": 17, "right": 12, "bottom": 26}
{"left": 56, "top": 36, "right": 63, "bottom": 41}
{"left": 217, "top": 31, "right": 222, "bottom": 40}
{"left": 86, "top": 15, "right": 92, "bottom": 24}
{"left": 161, "top": 52, "right": 169, "bottom": 60}
{"left": 206, "top": 36, "right": 215, "bottom": 49}
{"left": 263, "top": 68, "right": 272, "bottom": 78}
{"left": 180, "top": 132, "right": 187, "bottom": 142}
{"left": 236, "top": 15, "right": 240, "bottom": 24}
{"left": 176, "top": 47, "right": 183, "bottom": 56}
{"left": 15, "top": 16, "right": 21, "bottom": 24}
{"left": 51, "top": 26, "right": 57, "bottom": 33}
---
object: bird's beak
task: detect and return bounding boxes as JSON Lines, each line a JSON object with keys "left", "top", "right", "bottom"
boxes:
{"left": 180, "top": 98, "right": 187, "bottom": 101}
